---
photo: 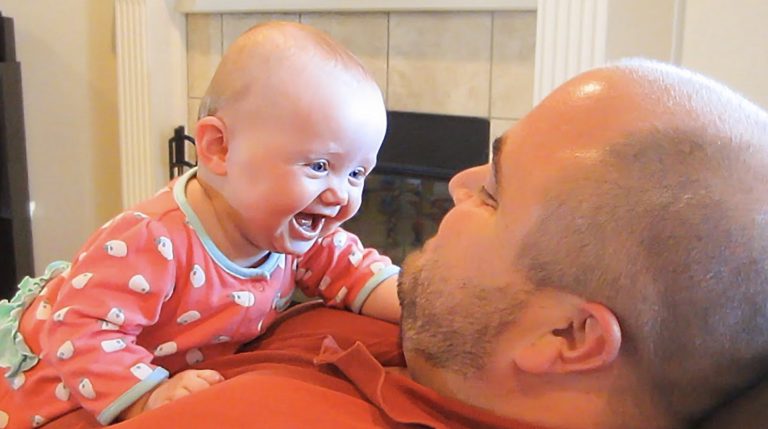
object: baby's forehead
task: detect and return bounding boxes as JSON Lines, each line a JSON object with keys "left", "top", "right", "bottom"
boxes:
{"left": 234, "top": 23, "right": 371, "bottom": 81}
{"left": 210, "top": 37, "right": 367, "bottom": 111}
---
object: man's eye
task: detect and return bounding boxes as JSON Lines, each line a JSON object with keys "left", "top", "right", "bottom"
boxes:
{"left": 479, "top": 186, "right": 498, "bottom": 207}
{"left": 349, "top": 167, "right": 367, "bottom": 181}
{"left": 308, "top": 161, "right": 329, "bottom": 173}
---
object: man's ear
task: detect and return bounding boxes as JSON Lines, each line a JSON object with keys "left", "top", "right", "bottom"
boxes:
{"left": 195, "top": 116, "right": 229, "bottom": 176}
{"left": 513, "top": 302, "right": 621, "bottom": 374}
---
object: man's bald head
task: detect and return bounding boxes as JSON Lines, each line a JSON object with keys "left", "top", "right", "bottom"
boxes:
{"left": 198, "top": 21, "right": 374, "bottom": 121}
{"left": 516, "top": 60, "right": 768, "bottom": 426}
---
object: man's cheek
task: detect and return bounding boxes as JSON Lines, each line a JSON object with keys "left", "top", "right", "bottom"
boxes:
{"left": 432, "top": 214, "right": 459, "bottom": 244}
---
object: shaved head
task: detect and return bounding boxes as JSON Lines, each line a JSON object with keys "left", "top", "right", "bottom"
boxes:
{"left": 517, "top": 60, "right": 768, "bottom": 426}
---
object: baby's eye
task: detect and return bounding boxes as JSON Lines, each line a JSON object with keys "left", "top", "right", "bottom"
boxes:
{"left": 308, "top": 160, "right": 329, "bottom": 173}
{"left": 349, "top": 167, "right": 367, "bottom": 181}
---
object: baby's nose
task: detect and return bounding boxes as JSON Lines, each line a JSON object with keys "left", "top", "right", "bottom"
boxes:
{"left": 320, "top": 183, "right": 349, "bottom": 206}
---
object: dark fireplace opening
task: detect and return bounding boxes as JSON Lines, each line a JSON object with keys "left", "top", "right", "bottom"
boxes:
{"left": 343, "top": 111, "right": 489, "bottom": 264}
{"left": 168, "top": 110, "right": 490, "bottom": 266}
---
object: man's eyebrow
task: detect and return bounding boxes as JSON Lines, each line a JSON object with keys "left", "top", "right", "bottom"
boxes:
{"left": 491, "top": 136, "right": 504, "bottom": 189}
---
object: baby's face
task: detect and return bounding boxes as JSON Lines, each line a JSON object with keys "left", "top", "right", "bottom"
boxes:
{"left": 220, "top": 69, "right": 386, "bottom": 256}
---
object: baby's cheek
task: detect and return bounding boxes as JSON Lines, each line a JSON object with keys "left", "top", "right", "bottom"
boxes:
{"left": 321, "top": 217, "right": 344, "bottom": 237}
{"left": 348, "top": 190, "right": 364, "bottom": 215}
{"left": 323, "top": 207, "right": 355, "bottom": 236}
{"left": 342, "top": 197, "right": 363, "bottom": 222}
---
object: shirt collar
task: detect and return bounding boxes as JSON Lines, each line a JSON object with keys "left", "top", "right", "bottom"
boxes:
{"left": 314, "top": 336, "right": 543, "bottom": 429}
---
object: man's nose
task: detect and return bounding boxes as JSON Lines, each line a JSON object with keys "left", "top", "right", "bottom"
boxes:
{"left": 448, "top": 165, "right": 488, "bottom": 205}
{"left": 320, "top": 179, "right": 349, "bottom": 207}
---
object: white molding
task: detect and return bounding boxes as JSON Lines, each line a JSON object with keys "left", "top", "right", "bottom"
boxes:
{"left": 176, "top": 0, "right": 537, "bottom": 13}
{"left": 115, "top": 0, "right": 188, "bottom": 208}
{"left": 670, "top": 0, "right": 686, "bottom": 64}
{"left": 534, "top": 0, "right": 607, "bottom": 103}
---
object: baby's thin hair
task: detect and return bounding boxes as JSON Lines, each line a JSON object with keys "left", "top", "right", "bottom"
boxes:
{"left": 198, "top": 21, "right": 373, "bottom": 120}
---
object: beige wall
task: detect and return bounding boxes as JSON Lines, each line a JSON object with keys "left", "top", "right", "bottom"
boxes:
{"left": 603, "top": 0, "right": 768, "bottom": 109}
{"left": 2, "top": 1, "right": 121, "bottom": 274}
{"left": 605, "top": 0, "right": 677, "bottom": 62}
{"left": 681, "top": 0, "right": 768, "bottom": 109}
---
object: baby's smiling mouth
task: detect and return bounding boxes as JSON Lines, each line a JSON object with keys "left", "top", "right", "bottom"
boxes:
{"left": 292, "top": 212, "right": 325, "bottom": 238}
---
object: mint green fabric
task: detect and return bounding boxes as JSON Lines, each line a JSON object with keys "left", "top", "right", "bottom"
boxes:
{"left": 0, "top": 261, "right": 70, "bottom": 380}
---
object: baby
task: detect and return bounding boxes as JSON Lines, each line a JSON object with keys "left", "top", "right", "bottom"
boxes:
{"left": 0, "top": 22, "right": 400, "bottom": 428}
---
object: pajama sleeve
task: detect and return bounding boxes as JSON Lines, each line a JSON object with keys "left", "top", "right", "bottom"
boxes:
{"left": 40, "top": 214, "right": 176, "bottom": 424}
{"left": 296, "top": 228, "right": 399, "bottom": 313}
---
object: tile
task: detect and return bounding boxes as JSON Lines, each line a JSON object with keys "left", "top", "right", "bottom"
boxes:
{"left": 222, "top": 13, "right": 300, "bottom": 51}
{"left": 490, "top": 118, "right": 517, "bottom": 144}
{"left": 300, "top": 13, "right": 389, "bottom": 99}
{"left": 187, "top": 97, "right": 201, "bottom": 137}
{"left": 388, "top": 12, "right": 493, "bottom": 117}
{"left": 491, "top": 12, "right": 537, "bottom": 119}
{"left": 489, "top": 118, "right": 517, "bottom": 161}
{"left": 187, "top": 14, "right": 222, "bottom": 98}
{"left": 174, "top": 97, "right": 199, "bottom": 169}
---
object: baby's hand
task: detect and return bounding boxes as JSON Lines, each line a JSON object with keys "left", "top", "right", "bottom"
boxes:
{"left": 119, "top": 369, "right": 224, "bottom": 420}
{"left": 145, "top": 369, "right": 224, "bottom": 410}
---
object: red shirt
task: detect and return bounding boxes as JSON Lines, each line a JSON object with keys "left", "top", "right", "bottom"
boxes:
{"left": 47, "top": 305, "right": 550, "bottom": 429}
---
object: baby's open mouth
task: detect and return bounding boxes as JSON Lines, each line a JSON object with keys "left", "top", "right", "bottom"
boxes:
{"left": 292, "top": 213, "right": 325, "bottom": 238}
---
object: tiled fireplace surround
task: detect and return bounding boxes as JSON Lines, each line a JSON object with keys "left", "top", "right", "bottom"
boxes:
{"left": 115, "top": 1, "right": 616, "bottom": 208}
{"left": 185, "top": 11, "right": 537, "bottom": 144}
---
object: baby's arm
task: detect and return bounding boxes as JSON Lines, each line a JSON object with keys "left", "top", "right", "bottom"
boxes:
{"left": 118, "top": 369, "right": 224, "bottom": 420}
{"left": 297, "top": 229, "right": 401, "bottom": 322}
{"left": 42, "top": 214, "right": 179, "bottom": 424}
{"left": 359, "top": 275, "right": 400, "bottom": 323}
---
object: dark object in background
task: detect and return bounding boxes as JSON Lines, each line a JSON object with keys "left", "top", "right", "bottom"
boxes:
{"left": 344, "top": 111, "right": 490, "bottom": 264}
{"left": 0, "top": 12, "right": 34, "bottom": 299}
{"left": 375, "top": 111, "right": 490, "bottom": 180}
{"left": 168, "top": 125, "right": 196, "bottom": 179}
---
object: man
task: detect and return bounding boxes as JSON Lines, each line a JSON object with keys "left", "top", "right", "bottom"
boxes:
{"left": 44, "top": 59, "right": 768, "bottom": 429}
{"left": 398, "top": 58, "right": 768, "bottom": 428}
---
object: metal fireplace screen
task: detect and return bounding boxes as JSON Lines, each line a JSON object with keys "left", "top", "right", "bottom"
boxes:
{"left": 168, "top": 110, "right": 490, "bottom": 265}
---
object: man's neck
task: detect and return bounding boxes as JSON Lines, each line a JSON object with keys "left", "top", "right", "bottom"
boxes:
{"left": 404, "top": 353, "right": 667, "bottom": 429}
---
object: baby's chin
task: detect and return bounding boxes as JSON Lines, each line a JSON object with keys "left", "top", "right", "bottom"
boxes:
{"left": 273, "top": 240, "right": 316, "bottom": 257}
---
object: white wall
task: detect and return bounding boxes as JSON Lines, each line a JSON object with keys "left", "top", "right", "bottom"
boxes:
{"left": 605, "top": 0, "right": 678, "bottom": 63}
{"left": 1, "top": 1, "right": 121, "bottom": 273}
{"left": 681, "top": 0, "right": 768, "bottom": 109}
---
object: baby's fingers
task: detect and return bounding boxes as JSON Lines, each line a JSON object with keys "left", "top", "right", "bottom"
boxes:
{"left": 193, "top": 369, "right": 224, "bottom": 386}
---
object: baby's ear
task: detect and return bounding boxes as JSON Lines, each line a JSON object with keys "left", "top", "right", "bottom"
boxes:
{"left": 195, "top": 116, "right": 228, "bottom": 175}
{"left": 513, "top": 302, "right": 621, "bottom": 374}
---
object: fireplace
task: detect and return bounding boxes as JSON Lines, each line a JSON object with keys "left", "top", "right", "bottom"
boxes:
{"left": 343, "top": 111, "right": 489, "bottom": 264}
{"left": 169, "top": 110, "right": 489, "bottom": 265}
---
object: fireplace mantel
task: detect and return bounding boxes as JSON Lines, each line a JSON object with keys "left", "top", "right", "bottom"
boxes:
{"left": 176, "top": 0, "right": 537, "bottom": 13}
{"left": 114, "top": 0, "right": 611, "bottom": 208}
